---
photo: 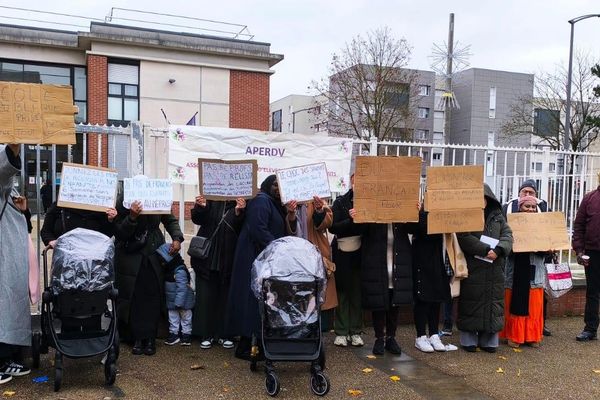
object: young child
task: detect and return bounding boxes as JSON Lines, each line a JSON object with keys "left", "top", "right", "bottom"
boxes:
{"left": 156, "top": 243, "right": 195, "bottom": 346}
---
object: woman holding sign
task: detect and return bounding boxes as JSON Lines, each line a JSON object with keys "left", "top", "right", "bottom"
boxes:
{"left": 456, "top": 184, "right": 513, "bottom": 353}
{"left": 227, "top": 175, "right": 295, "bottom": 360}
{"left": 113, "top": 195, "right": 184, "bottom": 356}
{"left": 190, "top": 195, "right": 246, "bottom": 350}
{"left": 500, "top": 195, "right": 547, "bottom": 348}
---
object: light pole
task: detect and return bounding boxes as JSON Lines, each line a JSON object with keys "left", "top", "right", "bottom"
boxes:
{"left": 291, "top": 107, "right": 315, "bottom": 133}
{"left": 564, "top": 14, "right": 600, "bottom": 151}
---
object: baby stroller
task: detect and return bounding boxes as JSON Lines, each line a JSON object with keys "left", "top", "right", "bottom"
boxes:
{"left": 251, "top": 236, "right": 330, "bottom": 397}
{"left": 31, "top": 228, "right": 119, "bottom": 392}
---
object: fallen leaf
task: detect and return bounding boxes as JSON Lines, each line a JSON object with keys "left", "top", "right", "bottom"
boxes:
{"left": 496, "top": 367, "right": 504, "bottom": 373}
{"left": 348, "top": 389, "right": 363, "bottom": 396}
{"left": 475, "top": 348, "right": 481, "bottom": 352}
{"left": 390, "top": 368, "right": 396, "bottom": 371}
{"left": 389, "top": 375, "right": 401, "bottom": 382}
{"left": 223, "top": 387, "right": 230, "bottom": 393}
{"left": 361, "top": 368, "right": 373, "bottom": 373}
{"left": 2, "top": 391, "right": 16, "bottom": 397}
{"left": 190, "top": 364, "right": 205, "bottom": 370}
{"left": 512, "top": 348, "right": 523, "bottom": 353}
{"left": 498, "top": 356, "right": 507, "bottom": 360}
{"left": 593, "top": 369, "right": 600, "bottom": 374}
{"left": 223, "top": 362, "right": 230, "bottom": 368}
{"left": 517, "top": 369, "right": 521, "bottom": 377}
{"left": 103, "top": 397, "right": 111, "bottom": 400}
{"left": 366, "top": 355, "right": 377, "bottom": 359}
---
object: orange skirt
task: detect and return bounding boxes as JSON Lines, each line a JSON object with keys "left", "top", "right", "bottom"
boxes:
{"left": 500, "top": 288, "right": 544, "bottom": 345}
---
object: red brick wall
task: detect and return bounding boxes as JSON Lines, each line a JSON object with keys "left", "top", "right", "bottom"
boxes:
{"left": 171, "top": 201, "right": 195, "bottom": 221}
{"left": 87, "top": 55, "right": 108, "bottom": 167}
{"left": 229, "top": 70, "right": 270, "bottom": 130}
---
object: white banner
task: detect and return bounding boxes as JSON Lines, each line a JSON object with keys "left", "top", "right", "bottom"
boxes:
{"left": 168, "top": 126, "right": 353, "bottom": 193}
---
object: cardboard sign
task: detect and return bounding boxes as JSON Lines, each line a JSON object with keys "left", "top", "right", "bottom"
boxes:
{"left": 57, "top": 163, "right": 118, "bottom": 212}
{"left": 123, "top": 178, "right": 173, "bottom": 214}
{"left": 508, "top": 212, "right": 571, "bottom": 252}
{"left": 198, "top": 158, "right": 258, "bottom": 200}
{"left": 353, "top": 156, "right": 421, "bottom": 223}
{"left": 276, "top": 162, "right": 331, "bottom": 204}
{"left": 0, "top": 82, "right": 77, "bottom": 144}
{"left": 425, "top": 166, "right": 485, "bottom": 234}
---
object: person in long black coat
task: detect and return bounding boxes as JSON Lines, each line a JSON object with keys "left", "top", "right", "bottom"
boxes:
{"left": 113, "top": 195, "right": 184, "bottom": 356}
{"left": 410, "top": 209, "right": 453, "bottom": 352}
{"left": 190, "top": 196, "right": 246, "bottom": 349}
{"left": 226, "top": 175, "right": 294, "bottom": 360}
{"left": 361, "top": 222, "right": 413, "bottom": 355}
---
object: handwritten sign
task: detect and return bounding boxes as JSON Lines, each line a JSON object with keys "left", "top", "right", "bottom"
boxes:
{"left": 276, "top": 162, "right": 331, "bottom": 204}
{"left": 0, "top": 82, "right": 77, "bottom": 144}
{"left": 508, "top": 212, "right": 571, "bottom": 252}
{"left": 425, "top": 166, "right": 484, "bottom": 234}
{"left": 123, "top": 178, "right": 173, "bottom": 214}
{"left": 57, "top": 163, "right": 118, "bottom": 212}
{"left": 353, "top": 156, "right": 421, "bottom": 223}
{"left": 198, "top": 159, "right": 258, "bottom": 200}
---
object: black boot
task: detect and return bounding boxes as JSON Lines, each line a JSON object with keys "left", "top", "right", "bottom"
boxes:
{"left": 132, "top": 340, "right": 144, "bottom": 355}
{"left": 144, "top": 338, "right": 156, "bottom": 355}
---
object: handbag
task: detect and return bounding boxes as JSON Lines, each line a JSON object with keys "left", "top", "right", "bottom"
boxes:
{"left": 187, "top": 211, "right": 228, "bottom": 259}
{"left": 123, "top": 229, "right": 148, "bottom": 253}
{"left": 544, "top": 256, "right": 573, "bottom": 299}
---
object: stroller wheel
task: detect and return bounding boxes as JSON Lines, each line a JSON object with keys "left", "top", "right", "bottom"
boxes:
{"left": 310, "top": 372, "right": 330, "bottom": 396}
{"left": 105, "top": 362, "right": 117, "bottom": 386}
{"left": 54, "top": 367, "right": 62, "bottom": 392}
{"left": 265, "top": 372, "right": 280, "bottom": 397}
{"left": 31, "top": 332, "right": 41, "bottom": 369}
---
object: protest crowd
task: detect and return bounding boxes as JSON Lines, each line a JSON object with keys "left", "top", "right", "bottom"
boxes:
{"left": 1, "top": 138, "right": 599, "bottom": 395}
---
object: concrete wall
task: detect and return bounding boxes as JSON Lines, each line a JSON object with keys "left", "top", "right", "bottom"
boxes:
{"left": 0, "top": 42, "right": 85, "bottom": 66}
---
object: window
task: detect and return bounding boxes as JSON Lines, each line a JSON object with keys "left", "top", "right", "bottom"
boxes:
{"left": 487, "top": 131, "right": 495, "bottom": 147}
{"left": 534, "top": 108, "right": 560, "bottom": 137}
{"left": 414, "top": 129, "right": 429, "bottom": 140}
{"left": 384, "top": 83, "right": 410, "bottom": 108}
{"left": 418, "top": 107, "right": 430, "bottom": 119}
{"left": 418, "top": 85, "right": 431, "bottom": 96}
{"left": 489, "top": 87, "right": 496, "bottom": 119}
{"left": 271, "top": 110, "right": 282, "bottom": 132}
{"left": 433, "top": 153, "right": 442, "bottom": 160}
{"left": 549, "top": 162, "right": 556, "bottom": 172}
{"left": 433, "top": 132, "right": 444, "bottom": 143}
{"left": 532, "top": 162, "right": 542, "bottom": 172}
{"left": 107, "top": 62, "right": 139, "bottom": 127}
{"left": 434, "top": 110, "right": 444, "bottom": 119}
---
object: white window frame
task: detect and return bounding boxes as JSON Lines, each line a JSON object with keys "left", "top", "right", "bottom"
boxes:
{"left": 418, "top": 107, "right": 430, "bottom": 119}
{"left": 418, "top": 85, "right": 431, "bottom": 96}
{"left": 489, "top": 87, "right": 496, "bottom": 119}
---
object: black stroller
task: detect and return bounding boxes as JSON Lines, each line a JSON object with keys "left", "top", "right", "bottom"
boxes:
{"left": 251, "top": 236, "right": 330, "bottom": 397}
{"left": 31, "top": 228, "right": 119, "bottom": 392}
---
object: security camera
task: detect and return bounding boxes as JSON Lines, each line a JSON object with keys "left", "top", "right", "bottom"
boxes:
{"left": 168, "top": 78, "right": 176, "bottom": 84}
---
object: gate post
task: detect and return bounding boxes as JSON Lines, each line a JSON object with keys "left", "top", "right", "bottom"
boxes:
{"left": 369, "top": 136, "right": 378, "bottom": 156}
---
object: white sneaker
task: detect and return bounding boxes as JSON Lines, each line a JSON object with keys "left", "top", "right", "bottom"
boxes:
{"left": 200, "top": 338, "right": 213, "bottom": 349}
{"left": 445, "top": 344, "right": 458, "bottom": 351}
{"left": 415, "top": 335, "right": 434, "bottom": 353}
{"left": 220, "top": 339, "right": 234, "bottom": 349}
{"left": 334, "top": 335, "right": 348, "bottom": 347}
{"left": 0, "top": 374, "right": 12, "bottom": 385}
{"left": 350, "top": 334, "right": 364, "bottom": 347}
{"left": 428, "top": 334, "right": 447, "bottom": 352}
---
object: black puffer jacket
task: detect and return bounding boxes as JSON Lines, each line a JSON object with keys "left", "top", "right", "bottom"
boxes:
{"left": 360, "top": 223, "right": 413, "bottom": 310}
{"left": 456, "top": 184, "right": 513, "bottom": 333}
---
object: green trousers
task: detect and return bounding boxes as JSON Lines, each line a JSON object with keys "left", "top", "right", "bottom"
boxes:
{"left": 333, "top": 249, "right": 363, "bottom": 336}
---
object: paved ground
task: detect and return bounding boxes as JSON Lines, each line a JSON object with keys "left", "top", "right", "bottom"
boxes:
{"left": 5, "top": 316, "right": 600, "bottom": 400}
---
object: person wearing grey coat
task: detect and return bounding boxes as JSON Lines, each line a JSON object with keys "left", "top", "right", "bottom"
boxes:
{"left": 0, "top": 144, "right": 32, "bottom": 383}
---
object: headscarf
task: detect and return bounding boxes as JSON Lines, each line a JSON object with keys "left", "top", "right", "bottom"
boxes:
{"left": 260, "top": 175, "right": 278, "bottom": 194}
{"left": 518, "top": 195, "right": 538, "bottom": 209}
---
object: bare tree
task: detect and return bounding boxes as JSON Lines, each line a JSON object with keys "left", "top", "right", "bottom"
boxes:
{"left": 502, "top": 52, "right": 600, "bottom": 152}
{"left": 310, "top": 27, "right": 419, "bottom": 140}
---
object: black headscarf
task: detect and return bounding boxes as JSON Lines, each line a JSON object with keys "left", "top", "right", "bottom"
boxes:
{"left": 260, "top": 175, "right": 278, "bottom": 194}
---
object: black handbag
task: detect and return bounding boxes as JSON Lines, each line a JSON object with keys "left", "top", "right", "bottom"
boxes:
{"left": 188, "top": 210, "right": 228, "bottom": 259}
{"left": 123, "top": 229, "right": 149, "bottom": 253}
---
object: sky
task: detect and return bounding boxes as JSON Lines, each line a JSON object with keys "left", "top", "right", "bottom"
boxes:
{"left": 2, "top": 0, "right": 600, "bottom": 101}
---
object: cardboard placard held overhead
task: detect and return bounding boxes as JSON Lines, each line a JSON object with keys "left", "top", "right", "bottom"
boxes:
{"left": 123, "top": 177, "right": 173, "bottom": 214}
{"left": 198, "top": 159, "right": 258, "bottom": 200}
{"left": 276, "top": 162, "right": 331, "bottom": 204}
{"left": 425, "top": 165, "right": 485, "bottom": 234}
{"left": 508, "top": 212, "right": 571, "bottom": 252}
{"left": 0, "top": 82, "right": 77, "bottom": 144}
{"left": 353, "top": 156, "right": 421, "bottom": 223}
{"left": 57, "top": 163, "right": 118, "bottom": 212}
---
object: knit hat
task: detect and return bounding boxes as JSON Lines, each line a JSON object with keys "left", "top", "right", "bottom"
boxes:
{"left": 518, "top": 195, "right": 538, "bottom": 208}
{"left": 519, "top": 179, "right": 537, "bottom": 195}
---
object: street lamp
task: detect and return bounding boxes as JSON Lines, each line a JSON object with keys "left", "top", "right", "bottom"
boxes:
{"left": 564, "top": 14, "right": 600, "bottom": 151}
{"left": 291, "top": 107, "right": 316, "bottom": 133}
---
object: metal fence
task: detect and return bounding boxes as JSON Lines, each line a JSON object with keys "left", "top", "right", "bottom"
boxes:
{"left": 356, "top": 136, "right": 600, "bottom": 262}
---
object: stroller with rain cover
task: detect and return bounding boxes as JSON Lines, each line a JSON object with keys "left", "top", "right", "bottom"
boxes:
{"left": 251, "top": 236, "right": 330, "bottom": 397}
{"left": 31, "top": 228, "right": 119, "bottom": 392}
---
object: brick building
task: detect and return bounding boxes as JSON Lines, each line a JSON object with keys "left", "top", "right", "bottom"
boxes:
{"left": 0, "top": 21, "right": 283, "bottom": 210}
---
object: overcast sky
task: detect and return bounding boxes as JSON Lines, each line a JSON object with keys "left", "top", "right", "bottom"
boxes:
{"left": 2, "top": 0, "right": 600, "bottom": 101}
